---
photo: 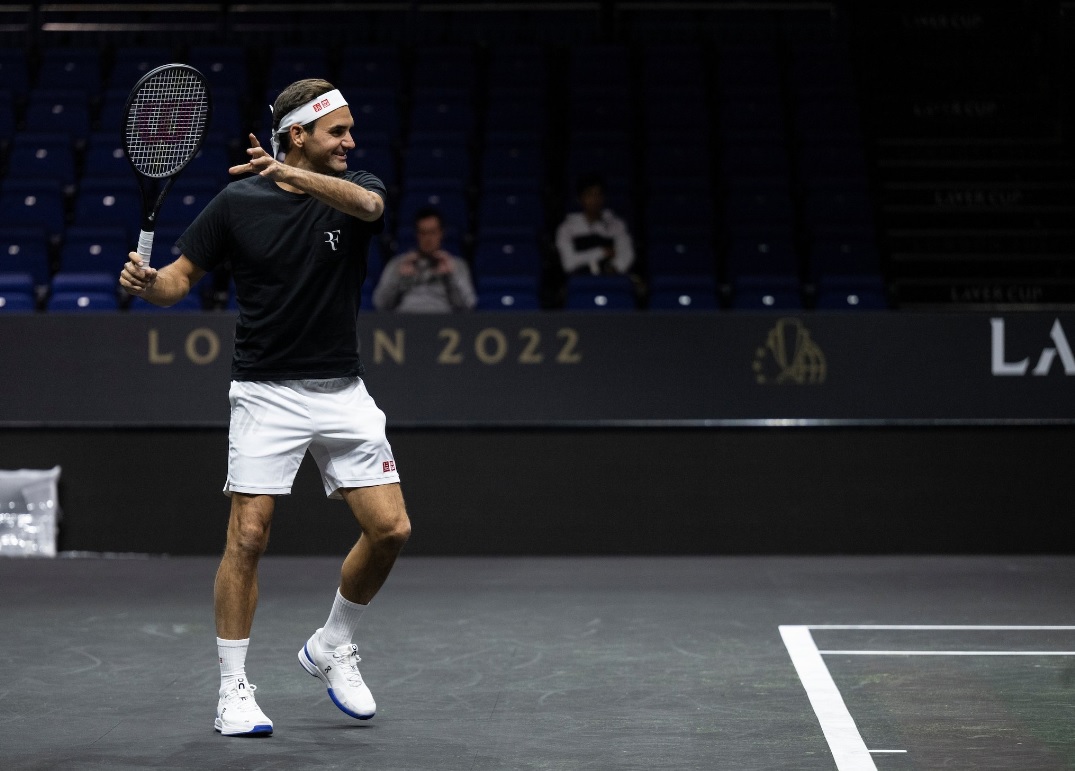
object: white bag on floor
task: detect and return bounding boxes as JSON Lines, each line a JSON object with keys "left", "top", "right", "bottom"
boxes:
{"left": 0, "top": 466, "right": 61, "bottom": 557}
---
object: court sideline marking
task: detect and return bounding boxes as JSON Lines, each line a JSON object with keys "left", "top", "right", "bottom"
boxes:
{"left": 780, "top": 625, "right": 878, "bottom": 771}
{"left": 780, "top": 625, "right": 1075, "bottom": 771}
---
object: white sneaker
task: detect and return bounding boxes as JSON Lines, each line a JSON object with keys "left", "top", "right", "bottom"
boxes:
{"left": 214, "top": 676, "right": 273, "bottom": 736}
{"left": 298, "top": 628, "right": 377, "bottom": 719}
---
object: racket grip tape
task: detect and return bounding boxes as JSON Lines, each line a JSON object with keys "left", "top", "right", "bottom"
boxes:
{"left": 137, "top": 229, "right": 154, "bottom": 266}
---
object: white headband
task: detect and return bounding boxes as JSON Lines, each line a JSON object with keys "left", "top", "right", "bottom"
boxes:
{"left": 270, "top": 89, "right": 348, "bottom": 158}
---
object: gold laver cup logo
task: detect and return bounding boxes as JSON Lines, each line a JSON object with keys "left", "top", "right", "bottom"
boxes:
{"left": 753, "top": 318, "right": 826, "bottom": 385}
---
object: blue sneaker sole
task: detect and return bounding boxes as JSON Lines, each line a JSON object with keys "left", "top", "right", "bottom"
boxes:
{"left": 301, "top": 643, "right": 376, "bottom": 720}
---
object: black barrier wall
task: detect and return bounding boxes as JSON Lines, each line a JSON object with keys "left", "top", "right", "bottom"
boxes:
{"left": 0, "top": 426, "right": 1070, "bottom": 556}
{"left": 3, "top": 311, "right": 1075, "bottom": 426}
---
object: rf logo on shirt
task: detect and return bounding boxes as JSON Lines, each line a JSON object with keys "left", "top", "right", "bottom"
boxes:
{"left": 324, "top": 230, "right": 341, "bottom": 251}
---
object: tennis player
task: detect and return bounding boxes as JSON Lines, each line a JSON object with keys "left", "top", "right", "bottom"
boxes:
{"left": 119, "top": 79, "right": 411, "bottom": 737}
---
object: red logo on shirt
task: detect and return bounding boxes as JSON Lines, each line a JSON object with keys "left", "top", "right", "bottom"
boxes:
{"left": 382, "top": 460, "right": 396, "bottom": 473}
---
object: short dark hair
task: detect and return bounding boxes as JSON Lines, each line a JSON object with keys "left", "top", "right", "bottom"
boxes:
{"left": 272, "top": 78, "right": 336, "bottom": 154}
{"left": 414, "top": 206, "right": 444, "bottom": 227}
{"left": 576, "top": 173, "right": 605, "bottom": 197}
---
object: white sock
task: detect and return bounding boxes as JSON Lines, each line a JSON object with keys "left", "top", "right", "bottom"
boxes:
{"left": 319, "top": 589, "right": 367, "bottom": 651}
{"left": 217, "top": 637, "right": 249, "bottom": 692}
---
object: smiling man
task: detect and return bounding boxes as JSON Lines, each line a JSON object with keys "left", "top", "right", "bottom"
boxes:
{"left": 118, "top": 79, "right": 411, "bottom": 737}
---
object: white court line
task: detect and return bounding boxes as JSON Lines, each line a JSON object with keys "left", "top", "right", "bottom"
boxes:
{"left": 821, "top": 650, "right": 1075, "bottom": 656}
{"left": 780, "top": 625, "right": 878, "bottom": 771}
{"left": 807, "top": 625, "right": 1075, "bottom": 631}
{"left": 784, "top": 625, "right": 1075, "bottom": 769}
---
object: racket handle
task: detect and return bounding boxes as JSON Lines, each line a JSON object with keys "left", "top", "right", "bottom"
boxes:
{"left": 137, "top": 229, "right": 154, "bottom": 267}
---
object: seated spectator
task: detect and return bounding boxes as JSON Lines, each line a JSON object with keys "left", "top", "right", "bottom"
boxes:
{"left": 373, "top": 206, "right": 476, "bottom": 312}
{"left": 555, "top": 173, "right": 635, "bottom": 276}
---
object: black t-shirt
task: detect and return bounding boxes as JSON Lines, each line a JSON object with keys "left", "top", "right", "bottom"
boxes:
{"left": 177, "top": 170, "right": 386, "bottom": 381}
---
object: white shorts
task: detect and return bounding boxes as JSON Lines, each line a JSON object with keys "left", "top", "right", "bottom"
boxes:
{"left": 224, "top": 376, "right": 400, "bottom": 499}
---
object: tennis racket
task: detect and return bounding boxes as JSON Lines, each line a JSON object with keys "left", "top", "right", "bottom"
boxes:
{"left": 121, "top": 63, "right": 211, "bottom": 267}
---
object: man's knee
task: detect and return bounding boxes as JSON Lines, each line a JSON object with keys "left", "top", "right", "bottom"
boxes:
{"left": 226, "top": 496, "right": 273, "bottom": 558}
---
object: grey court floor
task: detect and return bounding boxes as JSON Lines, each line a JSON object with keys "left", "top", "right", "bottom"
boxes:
{"left": 1, "top": 554, "right": 1074, "bottom": 770}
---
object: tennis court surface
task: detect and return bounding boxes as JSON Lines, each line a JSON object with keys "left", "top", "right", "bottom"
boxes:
{"left": 2, "top": 555, "right": 1073, "bottom": 769}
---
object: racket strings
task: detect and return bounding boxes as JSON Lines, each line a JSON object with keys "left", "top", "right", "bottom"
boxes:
{"left": 125, "top": 69, "right": 209, "bottom": 178}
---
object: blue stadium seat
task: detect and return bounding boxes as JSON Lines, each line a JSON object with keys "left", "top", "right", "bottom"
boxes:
{"left": 348, "top": 93, "right": 401, "bottom": 137}
{"left": 0, "top": 184, "right": 67, "bottom": 237}
{"left": 412, "top": 45, "right": 476, "bottom": 92}
{"left": 719, "top": 95, "right": 785, "bottom": 138}
{"left": 724, "top": 185, "right": 796, "bottom": 229}
{"left": 153, "top": 226, "right": 188, "bottom": 265}
{"left": 37, "top": 48, "right": 103, "bottom": 92}
{"left": 487, "top": 44, "right": 548, "bottom": 95}
{"left": 568, "top": 93, "right": 630, "bottom": 132}
{"left": 206, "top": 88, "right": 243, "bottom": 140}
{"left": 0, "top": 227, "right": 52, "bottom": 285}
{"left": 644, "top": 191, "right": 715, "bottom": 236}
{"left": 715, "top": 48, "right": 781, "bottom": 98}
{"left": 472, "top": 234, "right": 541, "bottom": 279}
{"left": 188, "top": 46, "right": 248, "bottom": 93}
{"left": 267, "top": 46, "right": 331, "bottom": 94}
{"left": 0, "top": 272, "right": 34, "bottom": 295}
{"left": 731, "top": 275, "right": 802, "bottom": 310}
{"left": 646, "top": 140, "right": 712, "bottom": 185}
{"left": 82, "top": 132, "right": 133, "bottom": 183}
{"left": 726, "top": 235, "right": 799, "bottom": 279}
{"left": 158, "top": 181, "right": 218, "bottom": 229}
{"left": 73, "top": 181, "right": 140, "bottom": 234}
{"left": 107, "top": 47, "right": 173, "bottom": 91}
{"left": 809, "top": 238, "right": 882, "bottom": 281}
{"left": 95, "top": 90, "right": 129, "bottom": 134}
{"left": 47, "top": 291, "right": 118, "bottom": 312}
{"left": 566, "top": 134, "right": 632, "bottom": 183}
{"left": 403, "top": 142, "right": 472, "bottom": 186}
{"left": 475, "top": 276, "right": 541, "bottom": 311}
{"left": 478, "top": 189, "right": 545, "bottom": 232}
{"left": 351, "top": 142, "right": 396, "bottom": 187}
{"left": 182, "top": 143, "right": 232, "bottom": 184}
{"left": 24, "top": 90, "right": 92, "bottom": 140}
{"left": 484, "top": 97, "right": 546, "bottom": 135}
{"left": 0, "top": 291, "right": 35, "bottom": 312}
{"left": 814, "top": 276, "right": 888, "bottom": 310}
{"left": 796, "top": 140, "right": 869, "bottom": 183}
{"left": 480, "top": 142, "right": 543, "bottom": 187}
{"left": 787, "top": 45, "right": 857, "bottom": 99}
{"left": 801, "top": 183, "right": 874, "bottom": 235}
{"left": 409, "top": 95, "right": 476, "bottom": 138}
{"left": 397, "top": 189, "right": 468, "bottom": 235}
{"left": 0, "top": 50, "right": 31, "bottom": 98}
{"left": 339, "top": 45, "right": 402, "bottom": 90}
{"left": 59, "top": 227, "right": 128, "bottom": 273}
{"left": 569, "top": 44, "right": 630, "bottom": 93}
{"left": 0, "top": 90, "right": 13, "bottom": 142}
{"left": 565, "top": 274, "right": 637, "bottom": 310}
{"left": 6, "top": 134, "right": 77, "bottom": 187}
{"left": 646, "top": 235, "right": 716, "bottom": 278}
{"left": 128, "top": 293, "right": 204, "bottom": 312}
{"left": 648, "top": 275, "right": 719, "bottom": 311}
{"left": 719, "top": 140, "right": 791, "bottom": 182}
{"left": 51, "top": 272, "right": 117, "bottom": 295}
{"left": 794, "top": 97, "right": 863, "bottom": 143}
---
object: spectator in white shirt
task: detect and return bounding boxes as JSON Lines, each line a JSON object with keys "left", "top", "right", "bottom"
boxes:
{"left": 555, "top": 174, "right": 635, "bottom": 276}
